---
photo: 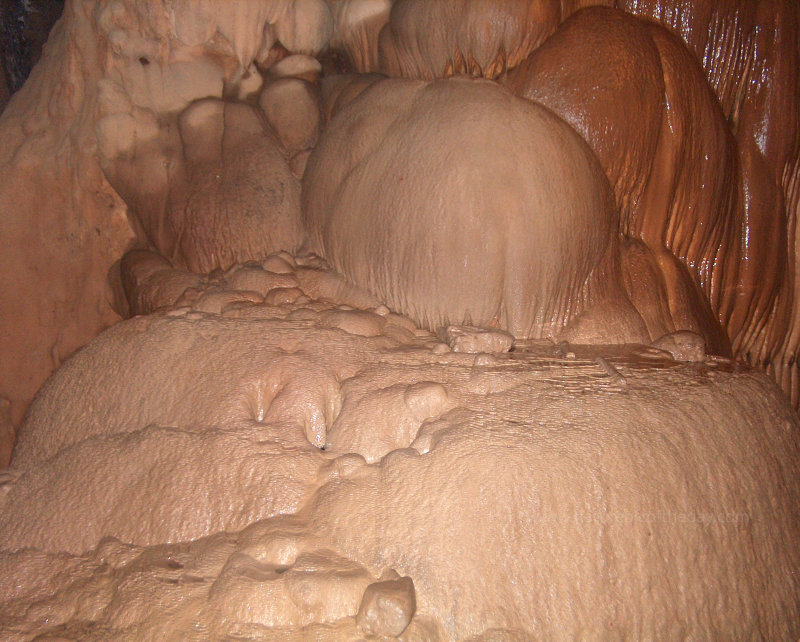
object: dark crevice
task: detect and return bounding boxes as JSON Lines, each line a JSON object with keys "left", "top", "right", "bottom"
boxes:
{"left": 1, "top": 0, "right": 65, "bottom": 97}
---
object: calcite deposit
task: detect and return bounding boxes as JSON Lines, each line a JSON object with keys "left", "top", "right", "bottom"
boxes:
{"left": 1, "top": 0, "right": 799, "bottom": 638}
{"left": 2, "top": 257, "right": 800, "bottom": 638}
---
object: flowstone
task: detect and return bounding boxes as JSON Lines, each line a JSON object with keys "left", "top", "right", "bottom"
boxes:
{"left": 1, "top": 255, "right": 798, "bottom": 639}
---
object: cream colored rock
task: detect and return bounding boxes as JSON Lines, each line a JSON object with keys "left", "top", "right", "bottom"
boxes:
{"left": 267, "top": 53, "right": 323, "bottom": 81}
{"left": 303, "top": 77, "right": 649, "bottom": 344}
{"left": 274, "top": 0, "right": 334, "bottom": 55}
{"left": 12, "top": 319, "right": 342, "bottom": 468}
{"left": 0, "top": 290, "right": 798, "bottom": 636}
{"left": 192, "top": 288, "right": 264, "bottom": 315}
{"left": 225, "top": 264, "right": 299, "bottom": 297}
{"left": 319, "top": 308, "right": 387, "bottom": 337}
{"left": 259, "top": 77, "right": 322, "bottom": 154}
{"left": 294, "top": 263, "right": 382, "bottom": 310}
{"left": 263, "top": 251, "right": 297, "bottom": 273}
{"left": 1, "top": 421, "right": 323, "bottom": 554}
{"left": 440, "top": 326, "right": 514, "bottom": 354}
{"left": 2, "top": 266, "right": 800, "bottom": 636}
{"left": 356, "top": 576, "right": 416, "bottom": 636}
{"left": 207, "top": 549, "right": 375, "bottom": 627}
{"left": 328, "top": 379, "right": 452, "bottom": 462}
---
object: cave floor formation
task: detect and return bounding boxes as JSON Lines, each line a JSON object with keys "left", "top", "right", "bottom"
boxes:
{"left": 1, "top": 254, "right": 798, "bottom": 639}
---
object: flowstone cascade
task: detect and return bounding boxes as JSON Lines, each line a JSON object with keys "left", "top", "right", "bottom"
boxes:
{"left": 2, "top": 254, "right": 800, "bottom": 639}
{"left": 0, "top": 0, "right": 799, "bottom": 638}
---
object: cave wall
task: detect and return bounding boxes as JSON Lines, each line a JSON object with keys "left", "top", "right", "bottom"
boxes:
{"left": 0, "top": 0, "right": 134, "bottom": 435}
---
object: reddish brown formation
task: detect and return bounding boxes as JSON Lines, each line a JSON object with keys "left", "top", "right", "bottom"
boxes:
{"left": 615, "top": 0, "right": 800, "bottom": 404}
{"left": 504, "top": 7, "right": 737, "bottom": 354}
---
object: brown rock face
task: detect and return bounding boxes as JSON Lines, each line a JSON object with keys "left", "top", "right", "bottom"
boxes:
{"left": 0, "top": 0, "right": 135, "bottom": 438}
{"left": 303, "top": 76, "right": 651, "bottom": 343}
{"left": 614, "top": 0, "right": 800, "bottom": 386}
{"left": 504, "top": 7, "right": 737, "bottom": 354}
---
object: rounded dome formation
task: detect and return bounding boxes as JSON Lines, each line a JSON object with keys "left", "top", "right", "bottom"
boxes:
{"left": 304, "top": 76, "right": 649, "bottom": 343}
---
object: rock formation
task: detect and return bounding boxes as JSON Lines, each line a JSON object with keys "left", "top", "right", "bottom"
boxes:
{"left": 304, "top": 76, "right": 654, "bottom": 344}
{"left": 0, "top": 0, "right": 798, "bottom": 637}
{"left": 3, "top": 256, "right": 800, "bottom": 638}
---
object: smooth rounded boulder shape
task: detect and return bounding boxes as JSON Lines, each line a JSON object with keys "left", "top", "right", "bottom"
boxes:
{"left": 504, "top": 7, "right": 738, "bottom": 354}
{"left": 321, "top": 0, "right": 800, "bottom": 404}
{"left": 319, "top": 72, "right": 385, "bottom": 123}
{"left": 266, "top": 54, "right": 322, "bottom": 81}
{"left": 304, "top": 76, "right": 649, "bottom": 343}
